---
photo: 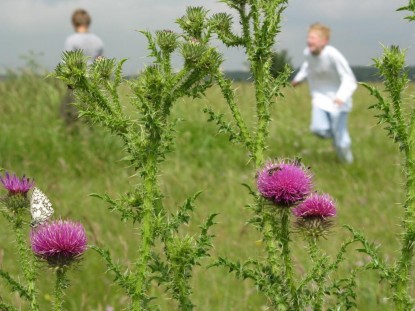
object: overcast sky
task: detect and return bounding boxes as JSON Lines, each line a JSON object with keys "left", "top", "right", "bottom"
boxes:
{"left": 1, "top": 0, "right": 414, "bottom": 75}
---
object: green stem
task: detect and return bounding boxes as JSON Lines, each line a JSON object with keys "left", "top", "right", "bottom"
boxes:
{"left": 239, "top": 3, "right": 251, "bottom": 51}
{"left": 215, "top": 72, "right": 252, "bottom": 149}
{"left": 163, "top": 235, "right": 193, "bottom": 309}
{"left": 254, "top": 101, "right": 268, "bottom": 167}
{"left": 132, "top": 153, "right": 158, "bottom": 310}
{"left": 53, "top": 267, "right": 68, "bottom": 311}
{"left": 263, "top": 219, "right": 289, "bottom": 307}
{"left": 162, "top": 51, "right": 172, "bottom": 78}
{"left": 172, "top": 268, "right": 193, "bottom": 311}
{"left": 308, "top": 238, "right": 324, "bottom": 311}
{"left": 393, "top": 103, "right": 415, "bottom": 309}
{"left": 250, "top": 28, "right": 272, "bottom": 168}
{"left": 13, "top": 214, "right": 38, "bottom": 311}
{"left": 263, "top": 220, "right": 279, "bottom": 274}
{"left": 279, "top": 208, "right": 296, "bottom": 304}
{"left": 394, "top": 154, "right": 415, "bottom": 310}
{"left": 242, "top": 2, "right": 284, "bottom": 167}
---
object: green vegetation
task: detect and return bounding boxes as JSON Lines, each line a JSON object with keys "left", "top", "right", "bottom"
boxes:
{"left": 53, "top": 16, "right": 224, "bottom": 308}
{"left": 270, "top": 49, "right": 293, "bottom": 78}
{"left": 0, "top": 69, "right": 408, "bottom": 310}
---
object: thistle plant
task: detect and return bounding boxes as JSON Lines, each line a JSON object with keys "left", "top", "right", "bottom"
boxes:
{"left": 357, "top": 2, "right": 415, "bottom": 309}
{"left": 0, "top": 172, "right": 39, "bottom": 311}
{"left": 53, "top": 13, "right": 222, "bottom": 310}
{"left": 31, "top": 220, "right": 87, "bottom": 311}
{"left": 293, "top": 193, "right": 337, "bottom": 239}
{"left": 184, "top": 0, "right": 376, "bottom": 309}
{"left": 0, "top": 172, "right": 87, "bottom": 311}
{"left": 48, "top": 0, "right": 415, "bottom": 309}
{"left": 202, "top": 0, "right": 292, "bottom": 167}
{"left": 213, "top": 158, "right": 371, "bottom": 310}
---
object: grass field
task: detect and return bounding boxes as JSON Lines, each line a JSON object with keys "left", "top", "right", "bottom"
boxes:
{"left": 0, "top": 69, "right": 409, "bottom": 310}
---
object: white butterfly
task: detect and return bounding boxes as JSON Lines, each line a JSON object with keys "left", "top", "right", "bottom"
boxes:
{"left": 30, "top": 187, "right": 54, "bottom": 227}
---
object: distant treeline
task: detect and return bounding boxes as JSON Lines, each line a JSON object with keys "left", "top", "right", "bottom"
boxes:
{"left": 224, "top": 66, "right": 415, "bottom": 82}
{"left": 2, "top": 66, "right": 415, "bottom": 82}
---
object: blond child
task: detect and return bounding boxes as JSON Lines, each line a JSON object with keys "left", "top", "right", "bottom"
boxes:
{"left": 292, "top": 23, "right": 357, "bottom": 163}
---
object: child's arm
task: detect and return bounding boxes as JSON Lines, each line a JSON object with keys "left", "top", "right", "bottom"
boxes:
{"left": 332, "top": 50, "right": 357, "bottom": 105}
{"left": 291, "top": 61, "right": 308, "bottom": 87}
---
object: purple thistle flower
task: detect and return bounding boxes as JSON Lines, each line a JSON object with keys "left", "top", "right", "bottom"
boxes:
{"left": 293, "top": 194, "right": 336, "bottom": 238}
{"left": 31, "top": 220, "right": 87, "bottom": 267}
{"left": 0, "top": 172, "right": 34, "bottom": 196}
{"left": 293, "top": 194, "right": 336, "bottom": 218}
{"left": 257, "top": 159, "right": 313, "bottom": 206}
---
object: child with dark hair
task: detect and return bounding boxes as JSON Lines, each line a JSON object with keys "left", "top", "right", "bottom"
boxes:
{"left": 61, "top": 9, "right": 104, "bottom": 126}
{"left": 64, "top": 8, "right": 104, "bottom": 62}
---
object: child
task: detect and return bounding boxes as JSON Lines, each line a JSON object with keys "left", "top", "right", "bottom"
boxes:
{"left": 64, "top": 8, "right": 104, "bottom": 62}
{"left": 291, "top": 23, "right": 357, "bottom": 163}
{"left": 61, "top": 9, "right": 104, "bottom": 126}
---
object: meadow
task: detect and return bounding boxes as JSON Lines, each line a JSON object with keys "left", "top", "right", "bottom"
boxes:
{"left": 0, "top": 69, "right": 408, "bottom": 310}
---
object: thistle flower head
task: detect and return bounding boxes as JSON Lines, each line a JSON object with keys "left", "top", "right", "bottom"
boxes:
{"left": 256, "top": 159, "right": 313, "bottom": 206}
{"left": 31, "top": 220, "right": 87, "bottom": 267}
{"left": 0, "top": 172, "right": 34, "bottom": 196}
{"left": 293, "top": 193, "right": 336, "bottom": 238}
{"left": 293, "top": 193, "right": 336, "bottom": 218}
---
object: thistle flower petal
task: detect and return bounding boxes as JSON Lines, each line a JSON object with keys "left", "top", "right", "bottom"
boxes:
{"left": 257, "top": 159, "right": 313, "bottom": 206}
{"left": 0, "top": 172, "right": 34, "bottom": 196}
{"left": 31, "top": 220, "right": 87, "bottom": 267}
{"left": 293, "top": 194, "right": 336, "bottom": 218}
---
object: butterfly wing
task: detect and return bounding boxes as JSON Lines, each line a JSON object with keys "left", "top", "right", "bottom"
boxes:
{"left": 30, "top": 187, "right": 54, "bottom": 227}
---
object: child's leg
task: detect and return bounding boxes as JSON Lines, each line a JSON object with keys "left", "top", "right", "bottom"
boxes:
{"left": 329, "top": 111, "right": 353, "bottom": 163}
{"left": 310, "top": 105, "right": 331, "bottom": 138}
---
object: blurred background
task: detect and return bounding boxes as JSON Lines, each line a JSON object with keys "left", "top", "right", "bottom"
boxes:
{"left": 1, "top": 0, "right": 414, "bottom": 75}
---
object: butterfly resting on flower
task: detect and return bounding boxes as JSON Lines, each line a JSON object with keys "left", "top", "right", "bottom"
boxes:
{"left": 30, "top": 187, "right": 54, "bottom": 227}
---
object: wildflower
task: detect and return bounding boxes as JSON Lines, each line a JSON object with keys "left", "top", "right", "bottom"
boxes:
{"left": 256, "top": 159, "right": 313, "bottom": 206}
{"left": 293, "top": 193, "right": 336, "bottom": 238}
{"left": 31, "top": 219, "right": 87, "bottom": 267}
{"left": 293, "top": 193, "right": 336, "bottom": 218}
{"left": 0, "top": 172, "right": 34, "bottom": 196}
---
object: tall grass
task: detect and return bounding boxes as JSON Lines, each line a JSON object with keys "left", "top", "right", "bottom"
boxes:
{"left": 0, "top": 71, "right": 406, "bottom": 310}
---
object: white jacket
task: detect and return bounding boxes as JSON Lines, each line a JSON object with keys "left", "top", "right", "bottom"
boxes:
{"left": 293, "top": 45, "right": 357, "bottom": 112}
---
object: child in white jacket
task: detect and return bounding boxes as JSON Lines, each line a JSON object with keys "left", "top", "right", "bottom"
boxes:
{"left": 292, "top": 23, "right": 357, "bottom": 163}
